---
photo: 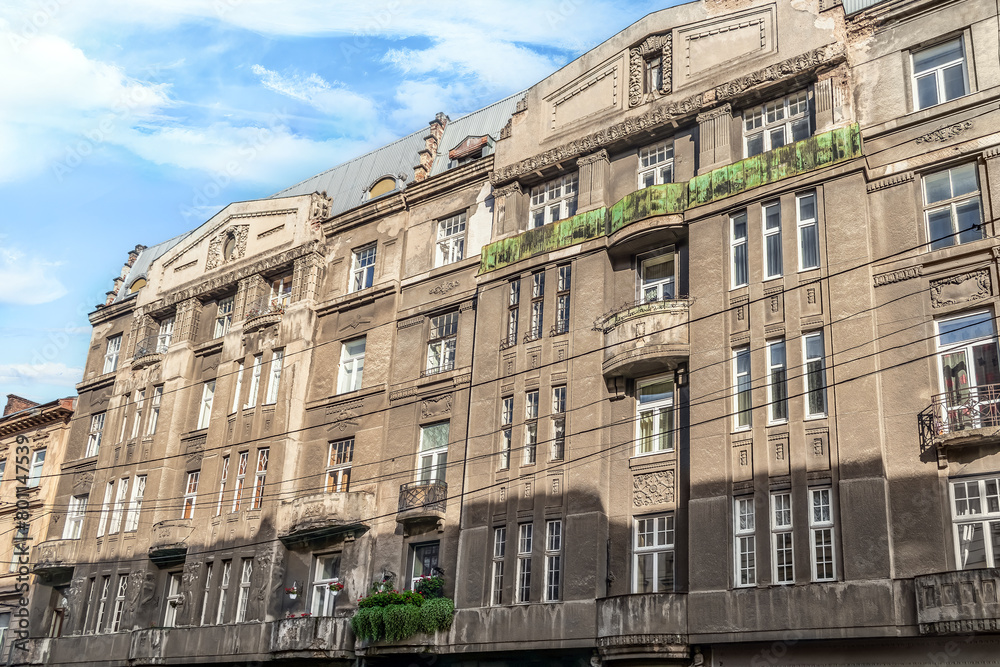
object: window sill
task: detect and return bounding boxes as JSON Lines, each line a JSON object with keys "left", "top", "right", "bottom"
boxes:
{"left": 804, "top": 414, "right": 828, "bottom": 422}
{"left": 629, "top": 450, "right": 675, "bottom": 469}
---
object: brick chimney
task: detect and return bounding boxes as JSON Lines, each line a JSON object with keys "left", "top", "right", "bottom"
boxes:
{"left": 414, "top": 112, "right": 450, "bottom": 182}
{"left": 4, "top": 394, "right": 39, "bottom": 417}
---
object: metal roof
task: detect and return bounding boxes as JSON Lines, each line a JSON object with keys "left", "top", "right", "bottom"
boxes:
{"left": 271, "top": 91, "right": 523, "bottom": 215}
{"left": 844, "top": 0, "right": 894, "bottom": 14}
{"left": 113, "top": 232, "right": 192, "bottom": 304}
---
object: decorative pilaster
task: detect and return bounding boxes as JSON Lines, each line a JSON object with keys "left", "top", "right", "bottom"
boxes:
{"left": 577, "top": 149, "right": 610, "bottom": 213}
{"left": 696, "top": 104, "right": 733, "bottom": 175}
{"left": 235, "top": 275, "right": 265, "bottom": 322}
{"left": 292, "top": 251, "right": 323, "bottom": 304}
{"left": 492, "top": 181, "right": 524, "bottom": 236}
{"left": 175, "top": 299, "right": 200, "bottom": 344}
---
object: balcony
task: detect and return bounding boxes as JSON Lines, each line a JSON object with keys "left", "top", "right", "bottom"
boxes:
{"left": 271, "top": 616, "right": 354, "bottom": 658}
{"left": 915, "top": 569, "right": 1000, "bottom": 634}
{"left": 32, "top": 539, "right": 78, "bottom": 585}
{"left": 244, "top": 294, "right": 284, "bottom": 332}
{"left": 276, "top": 491, "right": 374, "bottom": 549}
{"left": 596, "top": 594, "right": 688, "bottom": 661}
{"left": 148, "top": 519, "right": 194, "bottom": 568}
{"left": 396, "top": 481, "right": 447, "bottom": 532}
{"left": 597, "top": 298, "right": 691, "bottom": 379}
{"left": 131, "top": 334, "right": 169, "bottom": 368}
{"left": 919, "top": 384, "right": 1000, "bottom": 454}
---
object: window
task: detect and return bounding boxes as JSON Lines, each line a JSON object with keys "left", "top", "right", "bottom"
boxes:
{"left": 0, "top": 611, "right": 9, "bottom": 648}
{"left": 124, "top": 475, "right": 145, "bottom": 532}
{"left": 252, "top": 448, "right": 268, "bottom": 510}
{"left": 411, "top": 542, "right": 440, "bottom": 589}
{"left": 554, "top": 266, "right": 571, "bottom": 335}
{"left": 95, "top": 576, "right": 110, "bottom": 633}
{"left": 809, "top": 488, "right": 836, "bottom": 581}
{"left": 337, "top": 338, "right": 365, "bottom": 394}
{"left": 164, "top": 573, "right": 182, "bottom": 627}
{"left": 804, "top": 332, "right": 827, "bottom": 417}
{"left": 923, "top": 163, "right": 982, "bottom": 250}
{"left": 734, "top": 347, "right": 752, "bottom": 429}
{"left": 264, "top": 349, "right": 283, "bottom": 404}
{"left": 200, "top": 563, "right": 213, "bottom": 625}
{"left": 81, "top": 578, "right": 95, "bottom": 634}
{"left": 351, "top": 244, "right": 376, "bottom": 292}
{"left": 436, "top": 212, "right": 466, "bottom": 267}
{"left": 544, "top": 520, "right": 562, "bottom": 602}
{"left": 110, "top": 574, "right": 127, "bottom": 632}
{"left": 197, "top": 381, "right": 215, "bottom": 430}
{"left": 762, "top": 201, "right": 782, "bottom": 280}
{"left": 528, "top": 174, "right": 578, "bottom": 229}
{"left": 87, "top": 413, "right": 105, "bottom": 458}
{"left": 246, "top": 355, "right": 262, "bottom": 409}
{"left": 270, "top": 273, "right": 293, "bottom": 310}
{"left": 499, "top": 397, "right": 513, "bottom": 470}
{"left": 936, "top": 311, "right": 1000, "bottom": 432}
{"left": 951, "top": 476, "right": 1000, "bottom": 568}
{"left": 528, "top": 272, "right": 544, "bottom": 341}
{"left": 516, "top": 524, "right": 532, "bottom": 603}
{"left": 236, "top": 558, "right": 253, "bottom": 622}
{"left": 418, "top": 423, "right": 449, "bottom": 483}
{"left": 636, "top": 377, "right": 673, "bottom": 455}
{"left": 157, "top": 316, "right": 175, "bottom": 352}
{"left": 552, "top": 386, "right": 566, "bottom": 461}
{"left": 638, "top": 141, "right": 674, "bottom": 188}
{"left": 96, "top": 482, "right": 113, "bottom": 538}
{"left": 369, "top": 176, "right": 396, "bottom": 199}
{"left": 633, "top": 514, "right": 674, "bottom": 593}
{"left": 735, "top": 497, "right": 756, "bottom": 587}
{"left": 214, "top": 296, "right": 234, "bottom": 338}
{"left": 47, "top": 593, "right": 66, "bottom": 638}
{"left": 62, "top": 495, "right": 87, "bottom": 540}
{"left": 645, "top": 54, "right": 663, "bottom": 93}
{"left": 118, "top": 393, "right": 129, "bottom": 443}
{"left": 327, "top": 439, "right": 354, "bottom": 493}
{"left": 27, "top": 449, "right": 45, "bottom": 488}
{"left": 731, "top": 211, "right": 748, "bottom": 288}
{"left": 182, "top": 471, "right": 200, "bottom": 519}
{"left": 8, "top": 526, "right": 27, "bottom": 573}
{"left": 767, "top": 340, "right": 788, "bottom": 423}
{"left": 797, "top": 192, "right": 820, "bottom": 270}
{"left": 231, "top": 361, "right": 243, "bottom": 414}
{"left": 130, "top": 389, "right": 144, "bottom": 440}
{"left": 311, "top": 554, "right": 341, "bottom": 616}
{"left": 216, "top": 560, "right": 232, "bottom": 624}
{"left": 912, "top": 38, "right": 968, "bottom": 110}
{"left": 146, "top": 386, "right": 162, "bottom": 436}
{"left": 771, "top": 492, "right": 793, "bottom": 584}
{"left": 743, "top": 90, "right": 810, "bottom": 157}
{"left": 232, "top": 452, "right": 249, "bottom": 511}
{"left": 640, "top": 252, "right": 675, "bottom": 303}
{"left": 505, "top": 280, "right": 519, "bottom": 348}
{"left": 426, "top": 312, "right": 458, "bottom": 374}
{"left": 524, "top": 390, "right": 538, "bottom": 465}
{"left": 491, "top": 527, "right": 506, "bottom": 606}
{"left": 216, "top": 456, "right": 229, "bottom": 516}
{"left": 103, "top": 335, "right": 121, "bottom": 374}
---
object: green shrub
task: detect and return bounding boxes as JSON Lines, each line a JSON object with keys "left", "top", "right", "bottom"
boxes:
{"left": 419, "top": 597, "right": 455, "bottom": 634}
{"left": 350, "top": 607, "right": 373, "bottom": 641}
{"left": 414, "top": 575, "right": 445, "bottom": 598}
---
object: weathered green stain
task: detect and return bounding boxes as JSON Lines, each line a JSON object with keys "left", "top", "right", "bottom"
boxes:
{"left": 480, "top": 124, "right": 862, "bottom": 274}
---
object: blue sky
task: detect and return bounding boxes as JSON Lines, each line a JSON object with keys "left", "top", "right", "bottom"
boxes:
{"left": 0, "top": 0, "right": 682, "bottom": 402}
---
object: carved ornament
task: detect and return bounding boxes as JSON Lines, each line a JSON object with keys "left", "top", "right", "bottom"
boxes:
{"left": 420, "top": 394, "right": 453, "bottom": 419}
{"left": 633, "top": 470, "right": 675, "bottom": 507}
{"left": 429, "top": 280, "right": 460, "bottom": 296}
{"left": 492, "top": 181, "right": 523, "bottom": 199}
{"left": 205, "top": 225, "right": 249, "bottom": 270}
{"left": 873, "top": 266, "right": 922, "bottom": 287}
{"left": 629, "top": 33, "right": 672, "bottom": 108}
{"left": 696, "top": 103, "right": 732, "bottom": 123}
{"left": 577, "top": 149, "right": 609, "bottom": 166}
{"left": 867, "top": 172, "right": 914, "bottom": 193}
{"left": 915, "top": 121, "right": 973, "bottom": 145}
{"left": 930, "top": 270, "right": 992, "bottom": 308}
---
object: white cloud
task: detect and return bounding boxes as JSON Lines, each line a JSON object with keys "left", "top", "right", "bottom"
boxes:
{"left": 0, "top": 246, "right": 67, "bottom": 305}
{"left": 251, "top": 65, "right": 378, "bottom": 118}
{"left": 0, "top": 362, "right": 82, "bottom": 390}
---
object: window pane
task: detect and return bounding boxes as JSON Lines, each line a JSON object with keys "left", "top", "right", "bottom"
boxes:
{"left": 766, "top": 234, "right": 782, "bottom": 277}
{"left": 657, "top": 551, "right": 674, "bottom": 592}
{"left": 639, "top": 379, "right": 672, "bottom": 404}
{"left": 769, "top": 127, "right": 786, "bottom": 149}
{"left": 927, "top": 208, "right": 955, "bottom": 250}
{"left": 957, "top": 523, "right": 987, "bottom": 568}
{"left": 636, "top": 554, "right": 653, "bottom": 593}
{"left": 916, "top": 74, "right": 939, "bottom": 109}
{"left": 956, "top": 199, "right": 983, "bottom": 245}
{"left": 420, "top": 423, "right": 449, "bottom": 451}
{"left": 951, "top": 164, "right": 978, "bottom": 198}
{"left": 924, "top": 171, "right": 953, "bottom": 204}
{"left": 942, "top": 63, "right": 966, "bottom": 101}
{"left": 746, "top": 133, "right": 764, "bottom": 157}
{"left": 914, "top": 40, "right": 963, "bottom": 73}
{"left": 791, "top": 118, "right": 810, "bottom": 142}
{"left": 938, "top": 312, "right": 994, "bottom": 345}
{"left": 734, "top": 244, "right": 748, "bottom": 286}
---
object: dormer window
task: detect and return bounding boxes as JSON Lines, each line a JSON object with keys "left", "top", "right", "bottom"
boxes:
{"left": 368, "top": 177, "right": 397, "bottom": 200}
{"left": 128, "top": 278, "right": 146, "bottom": 293}
{"left": 447, "top": 136, "right": 491, "bottom": 170}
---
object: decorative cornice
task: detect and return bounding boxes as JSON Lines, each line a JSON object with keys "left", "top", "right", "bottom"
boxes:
{"left": 983, "top": 145, "right": 1000, "bottom": 160}
{"left": 873, "top": 265, "right": 922, "bottom": 287}
{"left": 867, "top": 172, "right": 914, "bottom": 193}
{"left": 915, "top": 120, "right": 973, "bottom": 145}
{"left": 491, "top": 181, "right": 523, "bottom": 199}
{"left": 577, "top": 149, "right": 610, "bottom": 166}
{"left": 696, "top": 103, "right": 732, "bottom": 124}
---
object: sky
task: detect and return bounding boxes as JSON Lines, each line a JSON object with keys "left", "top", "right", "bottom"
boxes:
{"left": 0, "top": 0, "right": 685, "bottom": 403}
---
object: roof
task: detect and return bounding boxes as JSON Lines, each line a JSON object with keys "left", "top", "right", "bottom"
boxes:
{"left": 844, "top": 0, "right": 894, "bottom": 14}
{"left": 113, "top": 232, "right": 193, "bottom": 304}
{"left": 271, "top": 91, "right": 523, "bottom": 216}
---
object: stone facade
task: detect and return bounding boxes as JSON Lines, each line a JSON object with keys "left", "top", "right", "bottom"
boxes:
{"left": 18, "top": 0, "right": 1000, "bottom": 665}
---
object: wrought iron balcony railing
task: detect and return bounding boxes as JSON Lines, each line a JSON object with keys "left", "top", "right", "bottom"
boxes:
{"left": 499, "top": 333, "right": 517, "bottom": 351}
{"left": 133, "top": 334, "right": 169, "bottom": 359}
{"left": 918, "top": 383, "right": 1000, "bottom": 451}
{"left": 398, "top": 480, "right": 447, "bottom": 513}
{"left": 245, "top": 294, "right": 284, "bottom": 320}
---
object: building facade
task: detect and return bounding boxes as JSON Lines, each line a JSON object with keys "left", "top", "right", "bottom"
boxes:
{"left": 17, "top": 0, "right": 1000, "bottom": 664}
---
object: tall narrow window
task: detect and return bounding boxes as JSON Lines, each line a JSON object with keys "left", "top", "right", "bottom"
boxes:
{"left": 528, "top": 174, "right": 578, "bottom": 229}
{"left": 216, "top": 560, "right": 232, "bottom": 624}
{"left": 337, "top": 338, "right": 365, "bottom": 394}
{"left": 804, "top": 332, "right": 827, "bottom": 417}
{"left": 62, "top": 495, "right": 87, "bottom": 540}
{"left": 640, "top": 252, "right": 675, "bottom": 303}
{"left": 163, "top": 572, "right": 182, "bottom": 627}
{"left": 118, "top": 393, "right": 129, "bottom": 442}
{"left": 103, "top": 335, "right": 121, "bottom": 374}
{"left": 935, "top": 311, "right": 1000, "bottom": 434}
{"left": 554, "top": 266, "right": 571, "bottom": 335}
{"left": 252, "top": 448, "right": 268, "bottom": 510}
{"left": 182, "top": 471, "right": 200, "bottom": 519}
{"left": 633, "top": 514, "right": 674, "bottom": 593}
{"left": 95, "top": 576, "right": 110, "bottom": 632}
{"left": 636, "top": 377, "right": 673, "bottom": 455}
{"left": 499, "top": 397, "right": 513, "bottom": 470}
{"left": 264, "top": 349, "right": 283, "bottom": 405}
{"left": 491, "top": 527, "right": 506, "bottom": 606}
{"left": 436, "top": 212, "right": 466, "bottom": 267}
{"left": 130, "top": 389, "right": 144, "bottom": 440}
{"left": 529, "top": 272, "right": 544, "bottom": 340}
{"left": 762, "top": 201, "right": 782, "bottom": 279}
{"left": 246, "top": 355, "right": 262, "bottom": 409}
{"left": 108, "top": 477, "right": 128, "bottom": 534}
{"left": 735, "top": 497, "right": 756, "bottom": 587}
{"left": 552, "top": 386, "right": 566, "bottom": 461}
{"left": 411, "top": 542, "right": 440, "bottom": 589}
{"left": 269, "top": 273, "right": 293, "bottom": 310}
{"left": 86, "top": 413, "right": 105, "bottom": 458}
{"left": 731, "top": 212, "right": 748, "bottom": 288}
{"left": 810, "top": 488, "right": 836, "bottom": 581}
{"left": 426, "top": 312, "right": 458, "bottom": 374}
{"left": 197, "top": 381, "right": 215, "bottom": 430}
{"left": 27, "top": 449, "right": 45, "bottom": 487}
{"left": 767, "top": 340, "right": 788, "bottom": 423}
{"left": 524, "top": 390, "right": 538, "bottom": 465}
{"left": 146, "top": 386, "right": 162, "bottom": 436}
{"left": 797, "top": 192, "right": 820, "bottom": 271}
{"left": 200, "top": 563, "right": 213, "bottom": 625}
{"left": 771, "top": 492, "right": 793, "bottom": 584}
{"left": 326, "top": 439, "right": 354, "bottom": 492}
{"left": 950, "top": 476, "right": 1000, "bottom": 568}
{"left": 96, "top": 481, "right": 114, "bottom": 538}
{"left": 236, "top": 558, "right": 253, "bottom": 622}
{"left": 638, "top": 141, "right": 674, "bottom": 188}
{"left": 81, "top": 578, "right": 95, "bottom": 634}
{"left": 110, "top": 575, "right": 127, "bottom": 632}
{"left": 912, "top": 38, "right": 968, "bottom": 110}
{"left": 216, "top": 456, "right": 230, "bottom": 516}
{"left": 734, "top": 347, "right": 752, "bottom": 429}
{"left": 232, "top": 361, "right": 244, "bottom": 414}
{"left": 516, "top": 524, "right": 532, "bottom": 603}
{"left": 124, "top": 475, "right": 145, "bottom": 532}
{"left": 544, "top": 520, "right": 562, "bottom": 602}
{"left": 351, "top": 244, "right": 376, "bottom": 292}
{"left": 418, "top": 423, "right": 449, "bottom": 483}
{"left": 923, "top": 163, "right": 982, "bottom": 250}
{"left": 232, "top": 452, "right": 249, "bottom": 512}
{"left": 505, "top": 279, "right": 520, "bottom": 348}
{"left": 310, "top": 555, "right": 341, "bottom": 616}
{"left": 214, "top": 296, "right": 234, "bottom": 338}
{"left": 157, "top": 316, "right": 175, "bottom": 352}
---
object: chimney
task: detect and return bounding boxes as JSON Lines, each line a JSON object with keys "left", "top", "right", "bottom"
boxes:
{"left": 4, "top": 394, "right": 39, "bottom": 417}
{"left": 414, "top": 112, "right": 450, "bottom": 182}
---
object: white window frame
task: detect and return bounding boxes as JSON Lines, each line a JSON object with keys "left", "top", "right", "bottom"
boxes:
{"left": 110, "top": 575, "right": 127, "bottom": 632}
{"left": 417, "top": 422, "right": 449, "bottom": 484}
{"left": 766, "top": 340, "right": 788, "bottom": 424}
{"left": 426, "top": 312, "right": 458, "bottom": 375}
{"left": 62, "top": 495, "right": 88, "bottom": 540}
{"left": 632, "top": 514, "right": 675, "bottom": 593}
{"left": 200, "top": 563, "right": 213, "bottom": 625}
{"left": 499, "top": 397, "right": 513, "bottom": 471}
{"left": 337, "top": 338, "right": 365, "bottom": 394}
{"left": 327, "top": 439, "right": 354, "bottom": 493}
{"left": 491, "top": 527, "right": 506, "bottom": 606}
{"left": 236, "top": 558, "right": 253, "bottom": 622}
{"left": 734, "top": 496, "right": 756, "bottom": 587}
{"left": 182, "top": 471, "right": 199, "bottom": 519}
{"left": 733, "top": 347, "right": 752, "bottom": 430}
{"left": 552, "top": 386, "right": 566, "bottom": 461}
{"left": 95, "top": 576, "right": 110, "bottom": 632}
{"left": 528, "top": 173, "right": 578, "bottom": 229}
{"left": 912, "top": 37, "right": 969, "bottom": 111}
{"left": 743, "top": 90, "right": 810, "bottom": 157}
{"left": 528, "top": 272, "right": 544, "bottom": 341}
{"left": 351, "top": 244, "right": 376, "bottom": 292}
{"left": 87, "top": 413, "right": 105, "bottom": 458}
{"left": 436, "top": 212, "right": 467, "bottom": 267}
{"left": 544, "top": 520, "right": 562, "bottom": 602}
{"left": 96, "top": 481, "right": 114, "bottom": 538}
{"left": 524, "top": 390, "right": 538, "bottom": 465}
{"left": 505, "top": 280, "right": 519, "bottom": 347}
{"left": 163, "top": 572, "right": 182, "bottom": 628}
{"left": 130, "top": 389, "right": 144, "bottom": 440}
{"left": 251, "top": 448, "right": 268, "bottom": 510}
{"left": 157, "top": 316, "right": 175, "bottom": 353}
{"left": 246, "top": 355, "right": 262, "bottom": 409}
{"left": 797, "top": 192, "right": 820, "bottom": 271}
{"left": 731, "top": 211, "right": 748, "bottom": 289}
{"left": 264, "top": 349, "right": 282, "bottom": 405}
{"left": 27, "top": 449, "right": 45, "bottom": 488}
{"left": 635, "top": 376, "right": 674, "bottom": 456}
{"left": 124, "top": 475, "right": 145, "bottom": 532}
{"left": 637, "top": 141, "right": 674, "bottom": 189}
{"left": 923, "top": 163, "right": 983, "bottom": 251}
{"left": 639, "top": 251, "right": 675, "bottom": 304}
{"left": 555, "top": 265, "right": 571, "bottom": 335}
{"left": 216, "top": 560, "right": 231, "bottom": 624}
{"left": 231, "top": 361, "right": 244, "bottom": 414}
{"left": 214, "top": 296, "right": 234, "bottom": 338}
{"left": 232, "top": 451, "right": 249, "bottom": 512}
{"left": 950, "top": 475, "right": 1000, "bottom": 568}
{"left": 771, "top": 492, "right": 794, "bottom": 585}
{"left": 809, "top": 488, "right": 836, "bottom": 581}
{"left": 103, "top": 335, "right": 121, "bottom": 374}
{"left": 197, "top": 381, "right": 215, "bottom": 430}
{"left": 310, "top": 554, "right": 341, "bottom": 616}
{"left": 216, "top": 456, "right": 229, "bottom": 516}
{"left": 516, "top": 523, "right": 532, "bottom": 603}
{"left": 269, "top": 273, "right": 293, "bottom": 310}
{"left": 762, "top": 201, "right": 782, "bottom": 280}
{"left": 146, "top": 386, "right": 162, "bottom": 436}
{"left": 804, "top": 332, "right": 827, "bottom": 418}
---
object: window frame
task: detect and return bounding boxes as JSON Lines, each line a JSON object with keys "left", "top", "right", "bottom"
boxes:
{"left": 251, "top": 448, "right": 268, "bottom": 510}
{"left": 231, "top": 361, "right": 244, "bottom": 414}
{"left": 87, "top": 413, "right": 105, "bottom": 458}
{"left": 499, "top": 397, "right": 513, "bottom": 471}
{"left": 922, "top": 162, "right": 983, "bottom": 251}
{"left": 231, "top": 451, "right": 249, "bottom": 512}
{"left": 216, "top": 560, "right": 232, "bottom": 624}
{"left": 490, "top": 527, "right": 506, "bottom": 606}
{"left": 182, "top": 471, "right": 200, "bottom": 519}
{"left": 762, "top": 200, "right": 782, "bottom": 280}
{"left": 637, "top": 141, "right": 674, "bottom": 189}
{"left": 146, "top": 386, "right": 162, "bottom": 436}
{"left": 426, "top": 312, "right": 458, "bottom": 375}
{"left": 635, "top": 375, "right": 674, "bottom": 456}
{"left": 62, "top": 495, "right": 88, "bottom": 540}
{"left": 528, "top": 173, "right": 579, "bottom": 229}
{"left": 246, "top": 355, "right": 262, "bottom": 409}
{"left": 733, "top": 347, "right": 752, "bottom": 430}
{"left": 27, "top": 449, "right": 45, "bottom": 488}
{"left": 949, "top": 475, "right": 1000, "bottom": 569}
{"left": 766, "top": 340, "right": 788, "bottom": 424}
{"left": 435, "top": 212, "right": 467, "bottom": 267}
{"left": 809, "top": 487, "right": 836, "bottom": 581}
{"left": 632, "top": 513, "right": 675, "bottom": 593}
{"left": 524, "top": 390, "right": 538, "bottom": 465}
{"left": 528, "top": 272, "right": 545, "bottom": 341}
{"left": 734, "top": 496, "right": 756, "bottom": 587}
{"left": 124, "top": 475, "right": 145, "bottom": 532}
{"left": 516, "top": 523, "right": 533, "bottom": 603}
{"left": 638, "top": 250, "right": 676, "bottom": 304}
{"left": 235, "top": 558, "right": 253, "bottom": 623}
{"left": 109, "top": 476, "right": 129, "bottom": 534}
{"left": 771, "top": 492, "right": 794, "bottom": 585}
{"left": 350, "top": 244, "right": 377, "bottom": 292}
{"left": 554, "top": 265, "right": 571, "bottom": 335}
{"left": 417, "top": 422, "right": 449, "bottom": 484}
{"left": 214, "top": 295, "right": 234, "bottom": 338}
{"left": 743, "top": 90, "right": 811, "bottom": 158}
{"left": 103, "top": 335, "right": 122, "bottom": 374}
{"left": 911, "top": 37, "right": 970, "bottom": 111}
{"left": 797, "top": 192, "right": 820, "bottom": 271}
{"left": 269, "top": 273, "right": 293, "bottom": 311}
{"left": 544, "top": 519, "right": 562, "bottom": 602}
{"left": 804, "top": 331, "right": 828, "bottom": 418}
{"left": 310, "top": 554, "right": 342, "bottom": 616}
{"left": 337, "top": 338, "right": 366, "bottom": 394}
{"left": 264, "top": 349, "right": 283, "bottom": 405}
{"left": 551, "top": 386, "right": 566, "bottom": 461}
{"left": 197, "top": 380, "right": 215, "bottom": 430}
{"left": 326, "top": 439, "right": 354, "bottom": 493}
{"left": 730, "top": 211, "right": 749, "bottom": 289}
{"left": 505, "top": 280, "right": 520, "bottom": 348}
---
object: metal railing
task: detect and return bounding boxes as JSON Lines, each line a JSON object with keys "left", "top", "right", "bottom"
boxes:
{"left": 499, "top": 333, "right": 517, "bottom": 351}
{"left": 245, "top": 294, "right": 283, "bottom": 320}
{"left": 594, "top": 296, "right": 692, "bottom": 333}
{"left": 550, "top": 320, "right": 569, "bottom": 336}
{"left": 398, "top": 480, "right": 447, "bottom": 513}
{"left": 133, "top": 334, "right": 169, "bottom": 359}
{"left": 919, "top": 383, "right": 1000, "bottom": 450}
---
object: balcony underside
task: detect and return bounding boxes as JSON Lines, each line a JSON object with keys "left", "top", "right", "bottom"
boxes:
{"left": 276, "top": 491, "right": 374, "bottom": 549}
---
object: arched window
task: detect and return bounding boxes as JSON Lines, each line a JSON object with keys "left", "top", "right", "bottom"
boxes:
{"left": 128, "top": 278, "right": 146, "bottom": 293}
{"left": 368, "top": 177, "right": 396, "bottom": 199}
